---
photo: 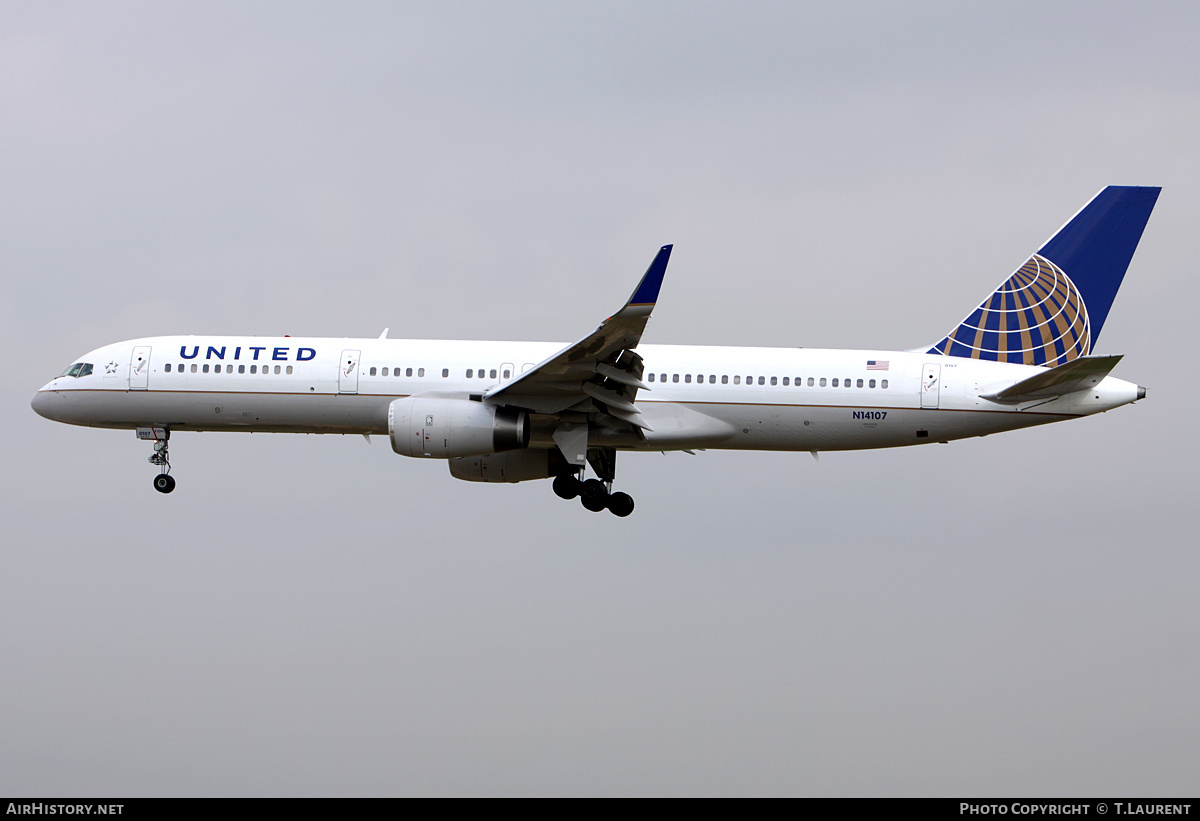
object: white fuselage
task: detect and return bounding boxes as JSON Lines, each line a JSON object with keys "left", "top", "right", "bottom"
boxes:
{"left": 32, "top": 335, "right": 1141, "bottom": 452}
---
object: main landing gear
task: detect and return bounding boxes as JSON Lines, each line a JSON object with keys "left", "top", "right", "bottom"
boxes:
{"left": 551, "top": 447, "right": 634, "bottom": 517}
{"left": 139, "top": 427, "right": 176, "bottom": 494}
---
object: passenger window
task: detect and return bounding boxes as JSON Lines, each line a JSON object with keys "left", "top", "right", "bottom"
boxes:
{"left": 191, "top": 364, "right": 198, "bottom": 373}
{"left": 659, "top": 374, "right": 666, "bottom": 382}
{"left": 490, "top": 369, "right": 497, "bottom": 379}
{"left": 881, "top": 379, "right": 888, "bottom": 389}
{"left": 672, "top": 374, "right": 679, "bottom": 383}
{"left": 758, "top": 376, "right": 765, "bottom": 385}
{"left": 709, "top": 375, "right": 715, "bottom": 384}
{"left": 869, "top": 378, "right": 876, "bottom": 388}
{"left": 782, "top": 377, "right": 788, "bottom": 386}
{"left": 417, "top": 368, "right": 424, "bottom": 377}
{"left": 250, "top": 365, "right": 257, "bottom": 374}
{"left": 819, "top": 378, "right": 826, "bottom": 387}
{"left": 733, "top": 376, "right": 741, "bottom": 385}
{"left": 844, "top": 377, "right": 850, "bottom": 386}
{"left": 370, "top": 367, "right": 377, "bottom": 376}
{"left": 165, "top": 364, "right": 172, "bottom": 373}
{"left": 239, "top": 365, "right": 245, "bottom": 374}
{"left": 857, "top": 378, "right": 863, "bottom": 388}
{"left": 807, "top": 377, "right": 814, "bottom": 387}
{"left": 685, "top": 374, "right": 691, "bottom": 383}
{"left": 202, "top": 364, "right": 210, "bottom": 374}
{"left": 381, "top": 367, "right": 388, "bottom": 376}
{"left": 466, "top": 369, "right": 473, "bottom": 378}
{"left": 721, "top": 375, "right": 728, "bottom": 384}
{"left": 832, "top": 378, "right": 838, "bottom": 387}
{"left": 286, "top": 366, "right": 293, "bottom": 375}
{"left": 770, "top": 376, "right": 777, "bottom": 386}
{"left": 407, "top": 368, "right": 414, "bottom": 377}
{"left": 503, "top": 369, "right": 511, "bottom": 379}
{"left": 648, "top": 373, "right": 655, "bottom": 382}
{"left": 274, "top": 365, "right": 281, "bottom": 374}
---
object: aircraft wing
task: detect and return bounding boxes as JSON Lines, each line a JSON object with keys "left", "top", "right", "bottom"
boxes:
{"left": 980, "top": 355, "right": 1124, "bottom": 404}
{"left": 483, "top": 245, "right": 672, "bottom": 430}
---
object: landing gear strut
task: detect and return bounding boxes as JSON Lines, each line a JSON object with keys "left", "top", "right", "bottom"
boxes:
{"left": 139, "top": 427, "right": 175, "bottom": 494}
{"left": 551, "top": 447, "right": 634, "bottom": 516}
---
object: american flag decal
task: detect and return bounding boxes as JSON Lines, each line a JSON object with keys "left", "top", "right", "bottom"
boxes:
{"left": 866, "top": 360, "right": 889, "bottom": 371}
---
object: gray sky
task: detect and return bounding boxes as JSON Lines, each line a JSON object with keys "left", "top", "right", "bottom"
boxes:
{"left": 3, "top": 1, "right": 1198, "bottom": 796}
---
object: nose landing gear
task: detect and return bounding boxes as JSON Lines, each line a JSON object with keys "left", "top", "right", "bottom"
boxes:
{"left": 138, "top": 427, "right": 175, "bottom": 494}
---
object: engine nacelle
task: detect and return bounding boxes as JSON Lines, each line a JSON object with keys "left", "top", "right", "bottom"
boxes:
{"left": 388, "top": 397, "right": 529, "bottom": 458}
{"left": 449, "top": 449, "right": 568, "bottom": 483}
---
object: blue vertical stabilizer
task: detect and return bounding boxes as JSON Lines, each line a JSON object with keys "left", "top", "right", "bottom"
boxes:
{"left": 928, "top": 186, "right": 1160, "bottom": 365}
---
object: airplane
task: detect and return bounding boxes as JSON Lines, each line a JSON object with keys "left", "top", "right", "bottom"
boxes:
{"left": 32, "top": 185, "right": 1159, "bottom": 516}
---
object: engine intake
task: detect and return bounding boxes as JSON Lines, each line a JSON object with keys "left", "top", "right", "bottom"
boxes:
{"left": 388, "top": 397, "right": 529, "bottom": 458}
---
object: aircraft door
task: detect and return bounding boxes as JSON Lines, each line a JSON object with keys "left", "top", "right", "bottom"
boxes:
{"left": 339, "top": 349, "right": 361, "bottom": 394}
{"left": 130, "top": 346, "right": 151, "bottom": 390}
{"left": 921, "top": 363, "right": 941, "bottom": 409}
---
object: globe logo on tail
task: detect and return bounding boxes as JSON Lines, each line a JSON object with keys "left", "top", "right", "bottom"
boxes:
{"left": 928, "top": 254, "right": 1090, "bottom": 366}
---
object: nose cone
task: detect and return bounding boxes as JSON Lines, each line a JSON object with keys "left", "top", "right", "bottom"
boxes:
{"left": 31, "top": 385, "right": 69, "bottom": 422}
{"left": 31, "top": 388, "right": 56, "bottom": 420}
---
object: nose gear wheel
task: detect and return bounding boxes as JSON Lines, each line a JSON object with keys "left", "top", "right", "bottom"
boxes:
{"left": 143, "top": 431, "right": 176, "bottom": 493}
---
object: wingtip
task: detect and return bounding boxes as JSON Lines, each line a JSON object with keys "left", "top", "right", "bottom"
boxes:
{"left": 627, "top": 244, "right": 673, "bottom": 307}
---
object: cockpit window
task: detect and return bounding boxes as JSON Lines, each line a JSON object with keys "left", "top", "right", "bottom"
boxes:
{"left": 57, "top": 363, "right": 93, "bottom": 378}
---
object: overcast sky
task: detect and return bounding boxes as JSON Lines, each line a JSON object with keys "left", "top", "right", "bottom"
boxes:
{"left": 3, "top": 1, "right": 1198, "bottom": 796}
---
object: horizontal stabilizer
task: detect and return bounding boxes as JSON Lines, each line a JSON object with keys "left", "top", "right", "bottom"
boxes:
{"left": 980, "top": 355, "right": 1123, "bottom": 403}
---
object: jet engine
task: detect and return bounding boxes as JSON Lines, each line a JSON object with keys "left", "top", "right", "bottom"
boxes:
{"left": 388, "top": 397, "right": 529, "bottom": 458}
{"left": 449, "top": 449, "right": 570, "bottom": 483}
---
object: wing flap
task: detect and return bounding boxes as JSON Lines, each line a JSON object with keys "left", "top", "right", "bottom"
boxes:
{"left": 485, "top": 246, "right": 671, "bottom": 425}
